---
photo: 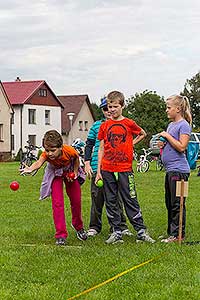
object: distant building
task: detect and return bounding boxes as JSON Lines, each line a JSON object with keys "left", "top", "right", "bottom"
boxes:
{"left": 1, "top": 78, "right": 95, "bottom": 159}
{"left": 0, "top": 81, "right": 14, "bottom": 160}
{"left": 2, "top": 78, "right": 63, "bottom": 156}
{"left": 58, "top": 95, "right": 95, "bottom": 144}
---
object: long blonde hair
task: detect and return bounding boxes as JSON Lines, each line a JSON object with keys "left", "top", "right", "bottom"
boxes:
{"left": 167, "top": 95, "right": 192, "bottom": 125}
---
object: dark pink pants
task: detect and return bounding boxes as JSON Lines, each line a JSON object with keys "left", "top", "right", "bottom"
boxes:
{"left": 51, "top": 177, "right": 83, "bottom": 239}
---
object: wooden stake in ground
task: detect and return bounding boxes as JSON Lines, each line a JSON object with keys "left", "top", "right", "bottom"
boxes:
{"left": 176, "top": 179, "right": 188, "bottom": 245}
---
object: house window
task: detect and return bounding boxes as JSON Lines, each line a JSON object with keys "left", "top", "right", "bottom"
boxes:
{"left": 39, "top": 89, "right": 47, "bottom": 97}
{"left": 45, "top": 110, "right": 50, "bottom": 125}
{"left": 0, "top": 124, "right": 3, "bottom": 141}
{"left": 11, "top": 135, "right": 14, "bottom": 150}
{"left": 28, "top": 109, "right": 36, "bottom": 124}
{"left": 79, "top": 121, "right": 83, "bottom": 131}
{"left": 28, "top": 135, "right": 36, "bottom": 146}
{"left": 84, "top": 121, "right": 88, "bottom": 131}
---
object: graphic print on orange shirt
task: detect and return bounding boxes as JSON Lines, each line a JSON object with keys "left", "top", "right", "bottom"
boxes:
{"left": 98, "top": 118, "right": 141, "bottom": 172}
{"left": 106, "top": 123, "right": 129, "bottom": 162}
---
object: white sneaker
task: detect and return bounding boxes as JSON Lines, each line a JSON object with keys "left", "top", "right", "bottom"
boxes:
{"left": 161, "top": 236, "right": 184, "bottom": 243}
{"left": 87, "top": 228, "right": 98, "bottom": 237}
{"left": 122, "top": 229, "right": 134, "bottom": 236}
{"left": 105, "top": 232, "right": 124, "bottom": 244}
{"left": 136, "top": 230, "right": 156, "bottom": 243}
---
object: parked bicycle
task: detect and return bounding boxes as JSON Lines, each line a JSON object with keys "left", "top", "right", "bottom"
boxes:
{"left": 136, "top": 148, "right": 152, "bottom": 173}
{"left": 155, "top": 154, "right": 164, "bottom": 171}
{"left": 20, "top": 140, "right": 40, "bottom": 176}
{"left": 136, "top": 148, "right": 164, "bottom": 172}
{"left": 71, "top": 138, "right": 85, "bottom": 167}
{"left": 133, "top": 151, "right": 138, "bottom": 162}
{"left": 71, "top": 138, "right": 86, "bottom": 185}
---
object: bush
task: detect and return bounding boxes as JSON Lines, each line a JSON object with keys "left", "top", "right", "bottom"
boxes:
{"left": 14, "top": 148, "right": 23, "bottom": 161}
{"left": 37, "top": 149, "right": 43, "bottom": 159}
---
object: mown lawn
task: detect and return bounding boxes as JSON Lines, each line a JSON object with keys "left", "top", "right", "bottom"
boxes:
{"left": 0, "top": 162, "right": 200, "bottom": 300}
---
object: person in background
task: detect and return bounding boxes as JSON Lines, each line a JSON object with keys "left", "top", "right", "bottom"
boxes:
{"left": 158, "top": 95, "right": 192, "bottom": 243}
{"left": 20, "top": 130, "right": 87, "bottom": 246}
{"left": 84, "top": 97, "right": 132, "bottom": 237}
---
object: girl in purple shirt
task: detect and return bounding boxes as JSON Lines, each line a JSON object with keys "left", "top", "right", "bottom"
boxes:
{"left": 158, "top": 95, "right": 192, "bottom": 243}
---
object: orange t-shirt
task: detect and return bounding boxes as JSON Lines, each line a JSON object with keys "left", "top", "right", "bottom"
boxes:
{"left": 98, "top": 118, "right": 141, "bottom": 172}
{"left": 41, "top": 145, "right": 78, "bottom": 168}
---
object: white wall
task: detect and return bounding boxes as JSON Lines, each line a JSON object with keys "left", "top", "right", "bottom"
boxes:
{"left": 0, "top": 88, "right": 12, "bottom": 152}
{"left": 12, "top": 104, "right": 61, "bottom": 155}
{"left": 12, "top": 106, "right": 21, "bottom": 154}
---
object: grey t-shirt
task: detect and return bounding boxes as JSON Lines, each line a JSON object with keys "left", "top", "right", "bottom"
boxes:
{"left": 162, "top": 119, "right": 191, "bottom": 173}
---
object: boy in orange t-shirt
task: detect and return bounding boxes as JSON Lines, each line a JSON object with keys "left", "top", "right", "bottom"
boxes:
{"left": 96, "top": 91, "right": 155, "bottom": 244}
{"left": 21, "top": 130, "right": 87, "bottom": 245}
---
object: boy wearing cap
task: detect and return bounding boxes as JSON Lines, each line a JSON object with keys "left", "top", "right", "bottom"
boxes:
{"left": 84, "top": 97, "right": 132, "bottom": 237}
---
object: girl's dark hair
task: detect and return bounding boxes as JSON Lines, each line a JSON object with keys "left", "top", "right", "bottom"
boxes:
{"left": 42, "top": 130, "right": 63, "bottom": 148}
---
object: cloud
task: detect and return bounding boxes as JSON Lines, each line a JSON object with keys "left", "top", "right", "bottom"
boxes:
{"left": 1, "top": 0, "right": 200, "bottom": 102}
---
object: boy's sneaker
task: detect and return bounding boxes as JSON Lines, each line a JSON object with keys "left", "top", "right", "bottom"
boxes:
{"left": 105, "top": 232, "right": 124, "bottom": 244}
{"left": 71, "top": 224, "right": 88, "bottom": 241}
{"left": 76, "top": 228, "right": 88, "bottom": 241}
{"left": 122, "top": 229, "right": 133, "bottom": 236}
{"left": 87, "top": 228, "right": 99, "bottom": 237}
{"left": 55, "top": 237, "right": 66, "bottom": 246}
{"left": 136, "top": 230, "right": 155, "bottom": 243}
{"left": 161, "top": 236, "right": 184, "bottom": 243}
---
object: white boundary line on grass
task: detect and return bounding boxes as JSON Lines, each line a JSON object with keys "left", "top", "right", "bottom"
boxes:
{"left": 9, "top": 244, "right": 82, "bottom": 249}
{"left": 67, "top": 253, "right": 165, "bottom": 300}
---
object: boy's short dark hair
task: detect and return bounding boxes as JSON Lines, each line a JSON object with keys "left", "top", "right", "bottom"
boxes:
{"left": 107, "top": 91, "right": 125, "bottom": 106}
{"left": 42, "top": 130, "right": 63, "bottom": 148}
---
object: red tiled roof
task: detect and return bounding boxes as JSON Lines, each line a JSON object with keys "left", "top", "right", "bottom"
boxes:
{"left": 58, "top": 95, "right": 95, "bottom": 133}
{"left": 2, "top": 80, "right": 44, "bottom": 104}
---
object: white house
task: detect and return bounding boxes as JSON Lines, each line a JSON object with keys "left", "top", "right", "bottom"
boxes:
{"left": 2, "top": 78, "right": 96, "bottom": 159}
{"left": 2, "top": 78, "right": 63, "bottom": 156}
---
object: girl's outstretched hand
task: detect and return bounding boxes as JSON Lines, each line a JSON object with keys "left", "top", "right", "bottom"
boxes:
{"left": 20, "top": 166, "right": 33, "bottom": 176}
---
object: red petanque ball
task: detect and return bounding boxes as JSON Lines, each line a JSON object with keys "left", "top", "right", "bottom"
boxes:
{"left": 68, "top": 172, "right": 75, "bottom": 180}
{"left": 10, "top": 181, "right": 20, "bottom": 191}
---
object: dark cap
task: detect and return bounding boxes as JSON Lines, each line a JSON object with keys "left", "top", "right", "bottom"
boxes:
{"left": 99, "top": 96, "right": 107, "bottom": 108}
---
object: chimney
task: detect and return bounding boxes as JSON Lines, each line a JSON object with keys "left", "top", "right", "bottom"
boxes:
{"left": 15, "top": 77, "right": 21, "bottom": 82}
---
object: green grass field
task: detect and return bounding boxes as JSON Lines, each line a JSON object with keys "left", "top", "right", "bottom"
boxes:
{"left": 0, "top": 162, "right": 200, "bottom": 300}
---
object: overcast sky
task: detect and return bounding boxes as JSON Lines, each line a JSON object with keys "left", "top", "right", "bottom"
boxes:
{"left": 1, "top": 0, "right": 200, "bottom": 104}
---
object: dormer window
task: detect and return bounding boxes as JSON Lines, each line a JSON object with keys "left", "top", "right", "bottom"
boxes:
{"left": 39, "top": 89, "right": 47, "bottom": 97}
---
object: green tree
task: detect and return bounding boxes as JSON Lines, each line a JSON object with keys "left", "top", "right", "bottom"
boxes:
{"left": 90, "top": 103, "right": 103, "bottom": 120}
{"left": 124, "top": 90, "right": 168, "bottom": 153}
{"left": 182, "top": 71, "right": 200, "bottom": 130}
